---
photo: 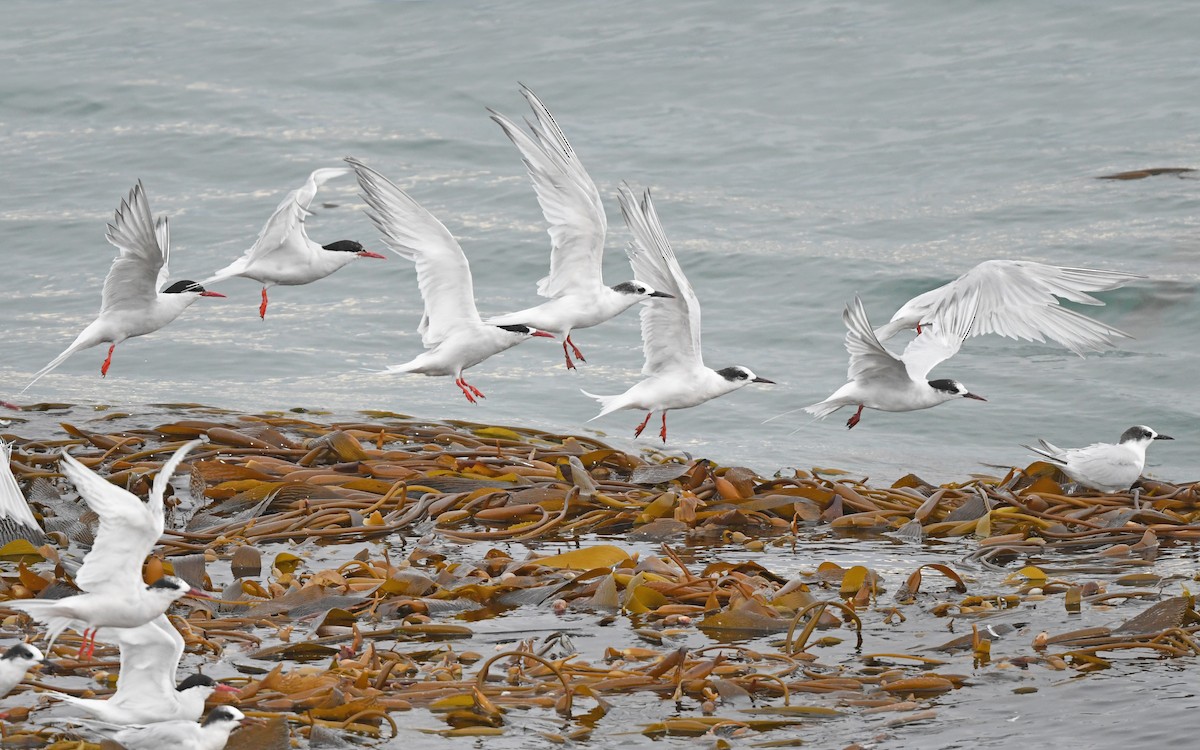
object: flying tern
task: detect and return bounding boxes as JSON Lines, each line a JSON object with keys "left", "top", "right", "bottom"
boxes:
{"left": 346, "top": 157, "right": 554, "bottom": 403}
{"left": 78, "top": 705, "right": 255, "bottom": 750}
{"left": 47, "top": 616, "right": 237, "bottom": 724}
{"left": 485, "top": 85, "right": 672, "bottom": 369}
{"left": 203, "top": 168, "right": 384, "bottom": 319}
{"left": 21, "top": 183, "right": 224, "bottom": 392}
{"left": 872, "top": 260, "right": 1141, "bottom": 355}
{"left": 1024, "top": 425, "right": 1173, "bottom": 494}
{"left": 581, "top": 185, "right": 772, "bottom": 442}
{"left": 805, "top": 295, "right": 986, "bottom": 429}
{"left": 6, "top": 440, "right": 207, "bottom": 657}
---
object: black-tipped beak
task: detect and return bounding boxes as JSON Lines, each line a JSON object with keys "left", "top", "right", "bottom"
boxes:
{"left": 964, "top": 393, "right": 987, "bottom": 401}
{"left": 1154, "top": 434, "right": 1174, "bottom": 440}
{"left": 649, "top": 291, "right": 675, "bottom": 299}
{"left": 38, "top": 659, "right": 58, "bottom": 674}
{"left": 752, "top": 377, "right": 775, "bottom": 384}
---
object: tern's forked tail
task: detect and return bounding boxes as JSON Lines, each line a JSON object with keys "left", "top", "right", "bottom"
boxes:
{"left": 20, "top": 330, "right": 100, "bottom": 394}
{"left": 5, "top": 599, "right": 77, "bottom": 649}
{"left": 580, "top": 389, "right": 623, "bottom": 420}
{"left": 802, "top": 399, "right": 845, "bottom": 421}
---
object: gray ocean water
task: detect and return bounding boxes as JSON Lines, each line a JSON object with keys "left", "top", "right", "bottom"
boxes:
{"left": 2, "top": 3, "right": 1200, "bottom": 746}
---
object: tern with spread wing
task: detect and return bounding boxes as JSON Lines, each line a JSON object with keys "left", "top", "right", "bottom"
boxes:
{"left": 1024, "top": 425, "right": 1173, "bottom": 494}
{"left": 347, "top": 157, "right": 554, "bottom": 403}
{"left": 203, "top": 168, "right": 384, "bottom": 319}
{"left": 873, "top": 260, "right": 1141, "bottom": 355}
{"left": 485, "top": 86, "right": 672, "bottom": 369}
{"left": 7, "top": 440, "right": 208, "bottom": 657}
{"left": 805, "top": 295, "right": 986, "bottom": 429}
{"left": 21, "top": 183, "right": 224, "bottom": 393}
{"left": 582, "top": 186, "right": 772, "bottom": 442}
{"left": 47, "top": 616, "right": 236, "bottom": 724}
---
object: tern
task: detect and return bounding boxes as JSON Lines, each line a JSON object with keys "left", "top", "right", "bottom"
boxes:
{"left": 6, "top": 440, "right": 207, "bottom": 657}
{"left": 47, "top": 616, "right": 237, "bottom": 724}
{"left": 805, "top": 295, "right": 986, "bottom": 429}
{"left": 1024, "top": 425, "right": 1173, "bottom": 494}
{"left": 0, "top": 644, "right": 49, "bottom": 699}
{"left": 347, "top": 157, "right": 554, "bottom": 403}
{"left": 203, "top": 168, "right": 384, "bottom": 319}
{"left": 0, "top": 442, "right": 44, "bottom": 544}
{"left": 21, "top": 183, "right": 224, "bottom": 393}
{"left": 79, "top": 705, "right": 254, "bottom": 750}
{"left": 485, "top": 85, "right": 672, "bottom": 369}
{"left": 872, "top": 260, "right": 1141, "bottom": 355}
{"left": 581, "top": 185, "right": 772, "bottom": 442}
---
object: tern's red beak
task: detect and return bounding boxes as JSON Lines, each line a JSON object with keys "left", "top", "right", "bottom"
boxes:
{"left": 215, "top": 683, "right": 241, "bottom": 695}
{"left": 358, "top": 250, "right": 387, "bottom": 259}
{"left": 186, "top": 587, "right": 215, "bottom": 600}
{"left": 531, "top": 330, "right": 555, "bottom": 338}
{"left": 200, "top": 291, "right": 226, "bottom": 298}
{"left": 0, "top": 401, "right": 19, "bottom": 411}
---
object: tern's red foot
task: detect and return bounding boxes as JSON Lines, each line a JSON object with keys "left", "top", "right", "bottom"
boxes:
{"left": 633, "top": 412, "right": 652, "bottom": 438}
{"left": 846, "top": 405, "right": 864, "bottom": 430}
{"left": 455, "top": 379, "right": 478, "bottom": 404}
{"left": 259, "top": 288, "right": 269, "bottom": 320}
{"left": 100, "top": 346, "right": 115, "bottom": 378}
{"left": 566, "top": 335, "right": 586, "bottom": 363}
{"left": 562, "top": 342, "right": 576, "bottom": 370}
{"left": 659, "top": 413, "right": 668, "bottom": 443}
{"left": 466, "top": 383, "right": 485, "bottom": 400}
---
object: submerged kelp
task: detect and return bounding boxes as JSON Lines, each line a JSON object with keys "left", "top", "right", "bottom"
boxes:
{"left": 0, "top": 405, "right": 1197, "bottom": 748}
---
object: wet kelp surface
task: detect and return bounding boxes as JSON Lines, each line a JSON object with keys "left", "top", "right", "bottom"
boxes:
{"left": 0, "top": 404, "right": 1198, "bottom": 749}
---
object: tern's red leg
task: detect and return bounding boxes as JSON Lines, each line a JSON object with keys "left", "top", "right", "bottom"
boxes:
{"left": 566, "top": 335, "right": 586, "bottom": 363}
{"left": 633, "top": 412, "right": 652, "bottom": 438}
{"left": 99, "top": 346, "right": 115, "bottom": 378}
{"left": 561, "top": 341, "right": 576, "bottom": 370}
{"left": 76, "top": 628, "right": 93, "bottom": 659}
{"left": 846, "top": 405, "right": 865, "bottom": 430}
{"left": 454, "top": 379, "right": 478, "bottom": 404}
{"left": 464, "top": 381, "right": 485, "bottom": 400}
{"left": 659, "top": 412, "right": 668, "bottom": 443}
{"left": 259, "top": 288, "right": 269, "bottom": 320}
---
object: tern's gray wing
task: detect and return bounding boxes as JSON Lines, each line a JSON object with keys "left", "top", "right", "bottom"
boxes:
{"left": 841, "top": 297, "right": 908, "bottom": 386}
{"left": 0, "top": 442, "right": 41, "bottom": 533}
{"left": 100, "top": 182, "right": 167, "bottom": 314}
{"left": 1063, "top": 443, "right": 1142, "bottom": 489}
{"left": 101, "top": 615, "right": 184, "bottom": 710}
{"left": 878, "top": 260, "right": 1140, "bottom": 355}
{"left": 347, "top": 158, "right": 482, "bottom": 348}
{"left": 898, "top": 288, "right": 976, "bottom": 381}
{"left": 112, "top": 718, "right": 203, "bottom": 749}
{"left": 618, "top": 185, "right": 702, "bottom": 376}
{"left": 489, "top": 85, "right": 607, "bottom": 298}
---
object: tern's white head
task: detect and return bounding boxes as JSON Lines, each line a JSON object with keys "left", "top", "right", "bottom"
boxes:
{"left": 159, "top": 280, "right": 226, "bottom": 313}
{"left": 0, "top": 644, "right": 45, "bottom": 672}
{"left": 145, "top": 576, "right": 207, "bottom": 607}
{"left": 494, "top": 323, "right": 555, "bottom": 341}
{"left": 1119, "top": 425, "right": 1173, "bottom": 445}
{"left": 927, "top": 378, "right": 986, "bottom": 404}
{"left": 715, "top": 366, "right": 775, "bottom": 394}
{"left": 203, "top": 705, "right": 254, "bottom": 731}
{"left": 611, "top": 280, "right": 674, "bottom": 300}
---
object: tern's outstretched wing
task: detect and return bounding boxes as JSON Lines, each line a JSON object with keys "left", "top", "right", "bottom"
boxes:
{"left": 897, "top": 287, "right": 976, "bottom": 381}
{"left": 347, "top": 158, "right": 482, "bottom": 348}
{"left": 617, "top": 185, "right": 702, "bottom": 376}
{"left": 489, "top": 84, "right": 607, "bottom": 298}
{"left": 841, "top": 297, "right": 909, "bottom": 386}
{"left": 101, "top": 182, "right": 167, "bottom": 314}
{"left": 207, "top": 168, "right": 351, "bottom": 283}
{"left": 876, "top": 260, "right": 1140, "bottom": 355}
{"left": 66, "top": 439, "right": 202, "bottom": 596}
{"left": 0, "top": 442, "right": 40, "bottom": 536}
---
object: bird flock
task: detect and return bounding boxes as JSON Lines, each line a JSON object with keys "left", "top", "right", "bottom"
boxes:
{"left": 0, "top": 85, "right": 1178, "bottom": 744}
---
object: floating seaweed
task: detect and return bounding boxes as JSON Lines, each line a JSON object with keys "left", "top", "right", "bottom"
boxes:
{"left": 0, "top": 405, "right": 1196, "bottom": 747}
